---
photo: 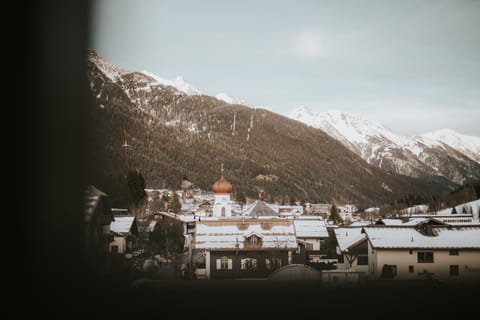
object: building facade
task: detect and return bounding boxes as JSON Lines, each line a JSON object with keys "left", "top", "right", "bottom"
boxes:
{"left": 364, "top": 226, "right": 480, "bottom": 283}
{"left": 193, "top": 218, "right": 297, "bottom": 279}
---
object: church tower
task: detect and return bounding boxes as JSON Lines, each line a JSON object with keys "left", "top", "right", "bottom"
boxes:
{"left": 212, "top": 164, "right": 233, "bottom": 217}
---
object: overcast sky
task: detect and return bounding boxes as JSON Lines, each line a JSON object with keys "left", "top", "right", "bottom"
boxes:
{"left": 91, "top": 0, "right": 480, "bottom": 136}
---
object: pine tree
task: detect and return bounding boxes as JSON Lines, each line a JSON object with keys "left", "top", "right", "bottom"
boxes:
{"left": 150, "top": 198, "right": 164, "bottom": 213}
{"left": 168, "top": 191, "right": 181, "bottom": 213}
{"left": 289, "top": 196, "right": 296, "bottom": 205}
{"left": 236, "top": 192, "right": 246, "bottom": 204}
{"left": 329, "top": 202, "right": 342, "bottom": 224}
{"left": 126, "top": 169, "right": 146, "bottom": 207}
{"left": 149, "top": 217, "right": 185, "bottom": 258}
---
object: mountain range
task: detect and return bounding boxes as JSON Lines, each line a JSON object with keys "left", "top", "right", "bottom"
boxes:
{"left": 289, "top": 107, "right": 480, "bottom": 185}
{"left": 86, "top": 50, "right": 476, "bottom": 208}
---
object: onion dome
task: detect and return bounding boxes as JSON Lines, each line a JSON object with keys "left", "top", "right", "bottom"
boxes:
{"left": 212, "top": 164, "right": 233, "bottom": 194}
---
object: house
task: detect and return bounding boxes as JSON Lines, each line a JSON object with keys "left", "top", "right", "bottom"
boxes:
{"left": 407, "top": 199, "right": 480, "bottom": 225}
{"left": 83, "top": 185, "right": 114, "bottom": 258}
{"left": 334, "top": 227, "right": 368, "bottom": 273}
{"left": 375, "top": 217, "right": 430, "bottom": 226}
{"left": 363, "top": 226, "right": 480, "bottom": 283}
{"left": 109, "top": 216, "right": 138, "bottom": 254}
{"left": 293, "top": 217, "right": 329, "bottom": 262}
{"left": 193, "top": 219, "right": 298, "bottom": 279}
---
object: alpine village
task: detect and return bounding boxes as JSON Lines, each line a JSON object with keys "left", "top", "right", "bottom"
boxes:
{"left": 84, "top": 50, "right": 480, "bottom": 287}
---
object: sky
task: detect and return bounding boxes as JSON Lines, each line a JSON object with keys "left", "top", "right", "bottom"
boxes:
{"left": 91, "top": 0, "right": 480, "bottom": 136}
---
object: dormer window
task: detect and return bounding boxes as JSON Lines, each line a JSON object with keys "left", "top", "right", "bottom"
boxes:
{"left": 244, "top": 232, "right": 263, "bottom": 248}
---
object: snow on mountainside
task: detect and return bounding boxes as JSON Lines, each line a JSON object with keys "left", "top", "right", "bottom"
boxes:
{"left": 290, "top": 107, "right": 480, "bottom": 184}
{"left": 419, "top": 129, "right": 480, "bottom": 163}
{"left": 141, "top": 71, "right": 201, "bottom": 96}
{"left": 215, "top": 93, "right": 247, "bottom": 105}
{"left": 215, "top": 93, "right": 255, "bottom": 108}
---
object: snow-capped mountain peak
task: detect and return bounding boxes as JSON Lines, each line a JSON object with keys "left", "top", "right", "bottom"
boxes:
{"left": 418, "top": 129, "right": 480, "bottom": 163}
{"left": 290, "top": 108, "right": 409, "bottom": 146}
{"left": 289, "top": 107, "right": 480, "bottom": 184}
{"left": 141, "top": 71, "right": 201, "bottom": 96}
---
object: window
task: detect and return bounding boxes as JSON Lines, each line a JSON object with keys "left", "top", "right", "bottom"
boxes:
{"left": 241, "top": 258, "right": 257, "bottom": 270}
{"left": 409, "top": 265, "right": 414, "bottom": 273}
{"left": 111, "top": 245, "right": 118, "bottom": 253}
{"left": 265, "top": 258, "right": 273, "bottom": 270}
{"left": 450, "top": 265, "right": 459, "bottom": 276}
{"left": 249, "top": 236, "right": 258, "bottom": 245}
{"left": 417, "top": 252, "right": 434, "bottom": 263}
{"left": 449, "top": 249, "right": 459, "bottom": 256}
{"left": 337, "top": 255, "right": 344, "bottom": 264}
{"left": 265, "top": 258, "right": 282, "bottom": 270}
{"left": 216, "top": 256, "right": 232, "bottom": 270}
{"left": 357, "top": 255, "right": 368, "bottom": 265}
{"left": 221, "top": 207, "right": 226, "bottom": 216}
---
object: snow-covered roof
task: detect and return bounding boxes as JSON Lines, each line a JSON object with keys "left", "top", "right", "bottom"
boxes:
{"left": 364, "top": 226, "right": 480, "bottom": 249}
{"left": 157, "top": 211, "right": 195, "bottom": 222}
{"left": 295, "top": 215, "right": 323, "bottom": 220}
{"left": 293, "top": 220, "right": 329, "bottom": 238}
{"left": 242, "top": 200, "right": 278, "bottom": 216}
{"left": 335, "top": 228, "right": 367, "bottom": 252}
{"left": 433, "top": 199, "right": 480, "bottom": 217}
{"left": 377, "top": 218, "right": 429, "bottom": 226}
{"left": 194, "top": 219, "right": 297, "bottom": 250}
{"left": 110, "top": 216, "right": 135, "bottom": 235}
{"left": 350, "top": 221, "right": 373, "bottom": 227}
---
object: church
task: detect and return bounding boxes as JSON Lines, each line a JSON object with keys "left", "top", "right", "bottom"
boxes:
{"left": 192, "top": 167, "right": 299, "bottom": 279}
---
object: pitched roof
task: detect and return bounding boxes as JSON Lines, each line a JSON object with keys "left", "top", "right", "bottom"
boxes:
{"left": 243, "top": 200, "right": 278, "bottom": 217}
{"left": 84, "top": 185, "right": 108, "bottom": 223}
{"left": 110, "top": 216, "right": 136, "bottom": 235}
{"left": 364, "top": 226, "right": 480, "bottom": 249}
{"left": 293, "top": 219, "right": 329, "bottom": 238}
{"left": 376, "top": 218, "right": 429, "bottom": 226}
{"left": 335, "top": 228, "right": 367, "bottom": 252}
{"left": 193, "top": 219, "right": 297, "bottom": 250}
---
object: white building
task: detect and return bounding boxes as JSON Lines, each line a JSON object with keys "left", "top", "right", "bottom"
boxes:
{"left": 109, "top": 216, "right": 138, "bottom": 254}
{"left": 363, "top": 226, "right": 480, "bottom": 284}
{"left": 212, "top": 167, "right": 234, "bottom": 217}
{"left": 293, "top": 217, "right": 329, "bottom": 261}
{"left": 193, "top": 219, "right": 298, "bottom": 280}
{"left": 407, "top": 199, "right": 480, "bottom": 225}
{"left": 337, "top": 204, "right": 358, "bottom": 222}
{"left": 334, "top": 227, "right": 368, "bottom": 273}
